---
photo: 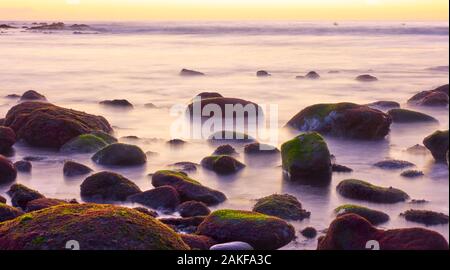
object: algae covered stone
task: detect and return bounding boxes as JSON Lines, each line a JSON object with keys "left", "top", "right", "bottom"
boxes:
{"left": 197, "top": 209, "right": 295, "bottom": 250}
{"left": 252, "top": 194, "right": 310, "bottom": 221}
{"left": 336, "top": 179, "right": 409, "bottom": 204}
{"left": 0, "top": 204, "right": 24, "bottom": 222}
{"left": 0, "top": 203, "right": 189, "bottom": 250}
{"left": 7, "top": 184, "right": 45, "bottom": 209}
{"left": 334, "top": 204, "right": 389, "bottom": 225}
{"left": 400, "top": 209, "right": 449, "bottom": 226}
{"left": 81, "top": 171, "right": 141, "bottom": 201}
{"left": 201, "top": 155, "right": 245, "bottom": 175}
{"left": 92, "top": 143, "right": 147, "bottom": 166}
{"left": 60, "top": 134, "right": 108, "bottom": 154}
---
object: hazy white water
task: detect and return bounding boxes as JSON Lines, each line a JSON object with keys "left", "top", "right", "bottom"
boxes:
{"left": 0, "top": 21, "right": 448, "bottom": 249}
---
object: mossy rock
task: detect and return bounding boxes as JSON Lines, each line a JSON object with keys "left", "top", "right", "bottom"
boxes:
{"left": 281, "top": 132, "right": 331, "bottom": 185}
{"left": 92, "top": 143, "right": 147, "bottom": 166}
{"left": 0, "top": 203, "right": 24, "bottom": 222}
{"left": 400, "top": 209, "right": 449, "bottom": 226}
{"left": 334, "top": 204, "right": 389, "bottom": 225}
{"left": 180, "top": 234, "right": 217, "bottom": 250}
{"left": 81, "top": 171, "right": 141, "bottom": 201}
{"left": 0, "top": 203, "right": 189, "bottom": 250}
{"left": 336, "top": 179, "right": 409, "bottom": 203}
{"left": 252, "top": 194, "right": 310, "bottom": 221}
{"left": 387, "top": 108, "right": 438, "bottom": 123}
{"left": 423, "top": 130, "right": 449, "bottom": 162}
{"left": 90, "top": 131, "right": 117, "bottom": 144}
{"left": 25, "top": 198, "right": 71, "bottom": 212}
{"left": 60, "top": 134, "right": 108, "bottom": 154}
{"left": 197, "top": 209, "right": 295, "bottom": 250}
{"left": 152, "top": 170, "right": 226, "bottom": 205}
{"left": 201, "top": 155, "right": 245, "bottom": 175}
{"left": 7, "top": 184, "right": 45, "bottom": 209}
{"left": 128, "top": 186, "right": 181, "bottom": 211}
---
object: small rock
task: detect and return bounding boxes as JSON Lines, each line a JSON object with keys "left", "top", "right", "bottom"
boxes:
{"left": 256, "top": 70, "right": 271, "bottom": 77}
{"left": 252, "top": 194, "right": 310, "bottom": 221}
{"left": 201, "top": 155, "right": 245, "bottom": 175}
{"left": 63, "top": 161, "right": 93, "bottom": 177}
{"left": 167, "top": 139, "right": 186, "bottom": 146}
{"left": 410, "top": 199, "right": 429, "bottom": 204}
{"left": 128, "top": 186, "right": 181, "bottom": 211}
{"left": 181, "top": 234, "right": 217, "bottom": 250}
{"left": 99, "top": 99, "right": 133, "bottom": 108}
{"left": 14, "top": 160, "right": 32, "bottom": 173}
{"left": 388, "top": 109, "right": 438, "bottom": 123}
{"left": 144, "top": 103, "right": 157, "bottom": 109}
{"left": 356, "top": 74, "right": 378, "bottom": 82}
{"left": 334, "top": 204, "right": 390, "bottom": 225}
{"left": 400, "top": 209, "right": 449, "bottom": 226}
{"left": 177, "top": 201, "right": 211, "bottom": 217}
{"left": 401, "top": 170, "right": 424, "bottom": 178}
{"left": 213, "top": 144, "right": 237, "bottom": 155}
{"left": 60, "top": 134, "right": 108, "bottom": 154}
{"left": 305, "top": 71, "right": 320, "bottom": 79}
{"left": 92, "top": 143, "right": 147, "bottom": 166}
{"left": 336, "top": 179, "right": 409, "bottom": 203}
{"left": 7, "top": 184, "right": 45, "bottom": 209}
{"left": 170, "top": 162, "right": 198, "bottom": 173}
{"left": 332, "top": 163, "right": 353, "bottom": 173}
{"left": 0, "top": 204, "right": 24, "bottom": 222}
{"left": 20, "top": 90, "right": 47, "bottom": 101}
{"left": 0, "top": 155, "right": 17, "bottom": 184}
{"left": 194, "top": 92, "right": 223, "bottom": 100}
{"left": 373, "top": 159, "right": 415, "bottom": 169}
{"left": 80, "top": 171, "right": 141, "bottom": 201}
{"left": 180, "top": 68, "right": 205, "bottom": 76}
{"left": 423, "top": 130, "right": 449, "bottom": 162}
{"left": 210, "top": 242, "right": 254, "bottom": 250}
{"left": 300, "top": 227, "right": 318, "bottom": 238}
{"left": 208, "top": 131, "right": 255, "bottom": 143}
{"left": 159, "top": 216, "right": 206, "bottom": 233}
{"left": 406, "top": 144, "right": 429, "bottom": 155}
{"left": 4, "top": 94, "right": 20, "bottom": 99}
{"left": 244, "top": 142, "right": 279, "bottom": 155}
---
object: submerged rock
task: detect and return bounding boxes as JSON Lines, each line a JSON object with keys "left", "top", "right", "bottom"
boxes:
{"left": 7, "top": 184, "right": 45, "bottom": 209}
{"left": 366, "top": 101, "right": 400, "bottom": 109}
{"left": 63, "top": 161, "right": 93, "bottom": 177}
{"left": 152, "top": 170, "right": 226, "bottom": 205}
{"left": 373, "top": 159, "right": 415, "bottom": 169}
{"left": 99, "top": 99, "right": 133, "bottom": 108}
{"left": 92, "top": 143, "right": 146, "bottom": 166}
{"left": 167, "top": 139, "right": 186, "bottom": 146}
{"left": 187, "top": 97, "right": 262, "bottom": 120}
{"left": 334, "top": 204, "right": 390, "bottom": 225}
{"left": 4, "top": 102, "right": 112, "bottom": 148}
{"left": 300, "top": 227, "right": 318, "bottom": 239}
{"left": 406, "top": 144, "right": 429, "bottom": 155}
{"left": 0, "top": 127, "right": 16, "bottom": 152}
{"left": 25, "top": 198, "right": 70, "bottom": 212}
{"left": 408, "top": 84, "right": 449, "bottom": 106}
{"left": 244, "top": 142, "right": 280, "bottom": 155}
{"left": 201, "top": 155, "right": 245, "bottom": 175}
{"left": 197, "top": 209, "right": 296, "bottom": 250}
{"left": 180, "top": 68, "right": 205, "bottom": 76}
{"left": 181, "top": 234, "right": 217, "bottom": 250}
{"left": 400, "top": 170, "right": 424, "bottom": 178}
{"left": 252, "top": 194, "right": 310, "bottom": 221}
{"left": 0, "top": 203, "right": 189, "bottom": 250}
{"left": 80, "top": 171, "right": 141, "bottom": 201}
{"left": 14, "top": 160, "right": 32, "bottom": 173}
{"left": 213, "top": 144, "right": 237, "bottom": 155}
{"left": 400, "top": 209, "right": 449, "bottom": 226}
{"left": 331, "top": 163, "right": 353, "bottom": 173}
{"left": 0, "top": 204, "right": 24, "bottom": 223}
{"left": 60, "top": 134, "right": 108, "bottom": 154}
{"left": 281, "top": 132, "right": 332, "bottom": 185}
{"left": 387, "top": 109, "right": 438, "bottom": 123}
{"left": 285, "top": 103, "right": 392, "bottom": 140}
{"left": 355, "top": 74, "right": 378, "bottom": 82}
{"left": 256, "top": 70, "right": 271, "bottom": 77}
{"left": 423, "top": 130, "right": 449, "bottom": 162}
{"left": 19, "top": 90, "right": 47, "bottom": 101}
{"left": 317, "top": 214, "right": 449, "bottom": 250}
{"left": 194, "top": 92, "right": 223, "bottom": 100}
{"left": 128, "top": 186, "right": 181, "bottom": 211}
{"left": 208, "top": 131, "right": 256, "bottom": 143}
{"left": 210, "top": 242, "right": 254, "bottom": 250}
{"left": 169, "top": 162, "right": 198, "bottom": 173}
{"left": 305, "top": 71, "right": 320, "bottom": 79}
{"left": 177, "top": 201, "right": 211, "bottom": 217}
{"left": 0, "top": 156, "right": 17, "bottom": 184}
{"left": 336, "top": 179, "right": 409, "bottom": 203}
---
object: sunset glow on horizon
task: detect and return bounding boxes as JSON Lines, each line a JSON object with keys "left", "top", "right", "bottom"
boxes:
{"left": 0, "top": 0, "right": 448, "bottom": 21}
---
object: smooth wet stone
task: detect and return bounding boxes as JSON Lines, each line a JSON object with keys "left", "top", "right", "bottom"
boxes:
{"left": 210, "top": 242, "right": 254, "bottom": 251}
{"left": 0, "top": 203, "right": 189, "bottom": 250}
{"left": 400, "top": 210, "right": 449, "bottom": 226}
{"left": 132, "top": 207, "right": 158, "bottom": 218}
{"left": 285, "top": 102, "right": 392, "bottom": 140}
{"left": 408, "top": 84, "right": 449, "bottom": 106}
{"left": 387, "top": 108, "right": 438, "bottom": 123}
{"left": 4, "top": 102, "right": 112, "bottom": 148}
{"left": 0, "top": 127, "right": 16, "bottom": 152}
{"left": 300, "top": 227, "right": 318, "bottom": 239}
{"left": 400, "top": 170, "right": 424, "bottom": 178}
{"left": 332, "top": 163, "right": 353, "bottom": 173}
{"left": 373, "top": 159, "right": 415, "bottom": 169}
{"left": 423, "top": 130, "right": 449, "bottom": 162}
{"left": 244, "top": 142, "right": 280, "bottom": 154}
{"left": 60, "top": 134, "right": 108, "bottom": 154}
{"left": 177, "top": 201, "right": 211, "bottom": 217}
{"left": 0, "top": 156, "right": 17, "bottom": 184}
{"left": 305, "top": 71, "right": 320, "bottom": 79}
{"left": 197, "top": 209, "right": 296, "bottom": 250}
{"left": 14, "top": 160, "right": 32, "bottom": 173}
{"left": 7, "top": 184, "right": 45, "bottom": 209}
{"left": 334, "top": 204, "right": 390, "bottom": 225}
{"left": 256, "top": 70, "right": 271, "bottom": 77}
{"left": 92, "top": 143, "right": 146, "bottom": 166}
{"left": 128, "top": 186, "right": 181, "bottom": 211}
{"left": 63, "top": 161, "right": 93, "bottom": 177}
{"left": 336, "top": 179, "right": 409, "bottom": 203}
{"left": 366, "top": 101, "right": 400, "bottom": 109}
{"left": 20, "top": 90, "right": 47, "bottom": 101}
{"left": 356, "top": 74, "right": 378, "bottom": 82}
{"left": 281, "top": 132, "right": 332, "bottom": 185}
{"left": 181, "top": 234, "right": 217, "bottom": 250}
{"left": 152, "top": 170, "right": 226, "bottom": 205}
{"left": 80, "top": 171, "right": 141, "bottom": 201}
{"left": 201, "top": 155, "right": 245, "bottom": 175}
{"left": 252, "top": 194, "right": 310, "bottom": 221}
{"left": 99, "top": 99, "right": 133, "bottom": 108}
{"left": 25, "top": 198, "right": 70, "bottom": 212}
{"left": 0, "top": 204, "right": 24, "bottom": 222}
{"left": 180, "top": 68, "right": 205, "bottom": 76}
{"left": 317, "top": 214, "right": 449, "bottom": 250}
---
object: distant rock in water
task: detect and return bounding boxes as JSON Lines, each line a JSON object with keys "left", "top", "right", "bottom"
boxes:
{"left": 355, "top": 74, "right": 378, "bottom": 82}
{"left": 256, "top": 70, "right": 271, "bottom": 77}
{"left": 194, "top": 92, "right": 223, "bottom": 100}
{"left": 366, "top": 101, "right": 400, "bottom": 110}
{"left": 373, "top": 159, "right": 415, "bottom": 169}
{"left": 20, "top": 90, "right": 47, "bottom": 101}
{"left": 400, "top": 209, "right": 449, "bottom": 226}
{"left": 305, "top": 71, "right": 320, "bottom": 79}
{"left": 426, "top": 66, "right": 449, "bottom": 72}
{"left": 201, "top": 155, "right": 245, "bottom": 175}
{"left": 244, "top": 142, "right": 279, "bottom": 155}
{"left": 336, "top": 179, "right": 409, "bottom": 203}
{"left": 4, "top": 94, "right": 20, "bottom": 99}
{"left": 213, "top": 144, "right": 237, "bottom": 155}
{"left": 99, "top": 99, "right": 133, "bottom": 108}
{"left": 0, "top": 24, "right": 16, "bottom": 29}
{"left": 28, "top": 22, "right": 65, "bottom": 30}
{"left": 400, "top": 170, "right": 424, "bottom": 178}
{"left": 406, "top": 144, "right": 429, "bottom": 155}
{"left": 180, "top": 68, "right": 205, "bottom": 76}
{"left": 208, "top": 131, "right": 256, "bottom": 143}
{"left": 331, "top": 163, "right": 353, "bottom": 173}
{"left": 408, "top": 84, "right": 449, "bottom": 107}
{"left": 388, "top": 109, "right": 438, "bottom": 123}
{"left": 423, "top": 130, "right": 449, "bottom": 162}
{"left": 252, "top": 194, "right": 310, "bottom": 221}
{"left": 63, "top": 161, "right": 93, "bottom": 177}
{"left": 14, "top": 160, "right": 32, "bottom": 173}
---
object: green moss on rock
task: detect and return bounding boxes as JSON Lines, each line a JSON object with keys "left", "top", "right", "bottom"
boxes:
{"left": 201, "top": 155, "right": 245, "bottom": 175}
{"left": 60, "top": 134, "right": 108, "bottom": 153}
{"left": 334, "top": 204, "right": 389, "bottom": 225}
{"left": 252, "top": 194, "right": 310, "bottom": 221}
{"left": 336, "top": 179, "right": 409, "bottom": 203}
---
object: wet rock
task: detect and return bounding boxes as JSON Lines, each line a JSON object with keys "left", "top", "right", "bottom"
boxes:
{"left": 356, "top": 74, "right": 378, "bottom": 82}
{"left": 332, "top": 163, "right": 353, "bottom": 173}
{"left": 373, "top": 159, "right": 415, "bottom": 169}
{"left": 423, "top": 130, "right": 449, "bottom": 162}
{"left": 197, "top": 209, "right": 296, "bottom": 250}
{"left": 99, "top": 99, "right": 133, "bottom": 108}
{"left": 169, "top": 162, "right": 198, "bottom": 173}
{"left": 20, "top": 90, "right": 47, "bottom": 101}
{"left": 317, "top": 214, "right": 449, "bottom": 250}
{"left": 400, "top": 210, "right": 449, "bottom": 226}
{"left": 281, "top": 132, "right": 332, "bottom": 185}
{"left": 4, "top": 94, "right": 20, "bottom": 99}
{"left": 152, "top": 170, "right": 226, "bottom": 205}
{"left": 132, "top": 207, "right": 158, "bottom": 218}
{"left": 92, "top": 143, "right": 146, "bottom": 166}
{"left": 0, "top": 204, "right": 24, "bottom": 222}
{"left": 128, "top": 186, "right": 181, "bottom": 211}
{"left": 285, "top": 103, "right": 392, "bottom": 140}
{"left": 305, "top": 71, "right": 320, "bottom": 79}
{"left": 25, "top": 198, "right": 70, "bottom": 212}
{"left": 201, "top": 155, "right": 245, "bottom": 175}
{"left": 334, "top": 204, "right": 389, "bottom": 225}
{"left": 0, "top": 203, "right": 189, "bottom": 250}
{"left": 14, "top": 160, "right": 32, "bottom": 173}
{"left": 213, "top": 144, "right": 237, "bottom": 155}
{"left": 60, "top": 134, "right": 108, "bottom": 154}
{"left": 208, "top": 131, "right": 256, "bottom": 143}
{"left": 23, "top": 156, "right": 46, "bottom": 162}
{"left": 0, "top": 24, "right": 16, "bottom": 29}
{"left": 252, "top": 194, "right": 310, "bottom": 221}
{"left": 300, "top": 227, "right": 318, "bottom": 238}
{"left": 159, "top": 216, "right": 206, "bottom": 233}
{"left": 167, "top": 139, "right": 186, "bottom": 146}
{"left": 256, "top": 70, "right": 271, "bottom": 77}
{"left": 28, "top": 22, "right": 65, "bottom": 31}
{"left": 4, "top": 102, "right": 112, "bottom": 148}
{"left": 336, "top": 179, "right": 409, "bottom": 203}
{"left": 0, "top": 156, "right": 17, "bottom": 184}
{"left": 63, "top": 161, "right": 93, "bottom": 177}
{"left": 0, "top": 127, "right": 16, "bottom": 152}
{"left": 366, "top": 101, "right": 400, "bottom": 109}
{"left": 401, "top": 170, "right": 424, "bottom": 178}
{"left": 406, "top": 144, "right": 429, "bottom": 155}
{"left": 181, "top": 234, "right": 217, "bottom": 250}
{"left": 177, "top": 201, "right": 211, "bottom": 217}
{"left": 90, "top": 131, "right": 117, "bottom": 144}
{"left": 244, "top": 142, "right": 280, "bottom": 155}
{"left": 410, "top": 199, "right": 429, "bottom": 204}
{"left": 7, "top": 184, "right": 45, "bottom": 209}
{"left": 80, "top": 171, "right": 141, "bottom": 201}
{"left": 387, "top": 108, "right": 438, "bottom": 123}
{"left": 408, "top": 84, "right": 449, "bottom": 106}
{"left": 180, "top": 68, "right": 205, "bottom": 76}
{"left": 210, "top": 242, "right": 254, "bottom": 250}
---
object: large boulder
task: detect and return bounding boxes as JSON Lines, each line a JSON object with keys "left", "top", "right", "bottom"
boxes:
{"left": 7, "top": 184, "right": 45, "bottom": 209}
{"left": 423, "top": 130, "right": 449, "bottom": 162}
{"left": 252, "top": 194, "right": 310, "bottom": 221}
{"left": 408, "top": 84, "right": 449, "bottom": 106}
{"left": 0, "top": 156, "right": 17, "bottom": 184}
{"left": 128, "top": 186, "right": 181, "bottom": 211}
{"left": 0, "top": 127, "right": 16, "bottom": 152}
{"left": 3, "top": 102, "right": 112, "bottom": 148}
{"left": 336, "top": 179, "right": 409, "bottom": 203}
{"left": 0, "top": 204, "right": 24, "bottom": 222}
{"left": 280, "top": 132, "right": 332, "bottom": 185}
{"left": 60, "top": 134, "right": 108, "bottom": 154}
{"left": 197, "top": 209, "right": 295, "bottom": 250}
{"left": 334, "top": 204, "right": 389, "bottom": 225}
{"left": 152, "top": 170, "right": 226, "bottom": 205}
{"left": 200, "top": 155, "right": 245, "bottom": 175}
{"left": 0, "top": 203, "right": 189, "bottom": 250}
{"left": 317, "top": 214, "right": 449, "bottom": 250}
{"left": 92, "top": 143, "right": 146, "bottom": 166}
{"left": 387, "top": 109, "right": 438, "bottom": 123}
{"left": 286, "top": 103, "right": 391, "bottom": 140}
{"left": 400, "top": 209, "right": 449, "bottom": 226}
{"left": 80, "top": 171, "right": 141, "bottom": 201}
